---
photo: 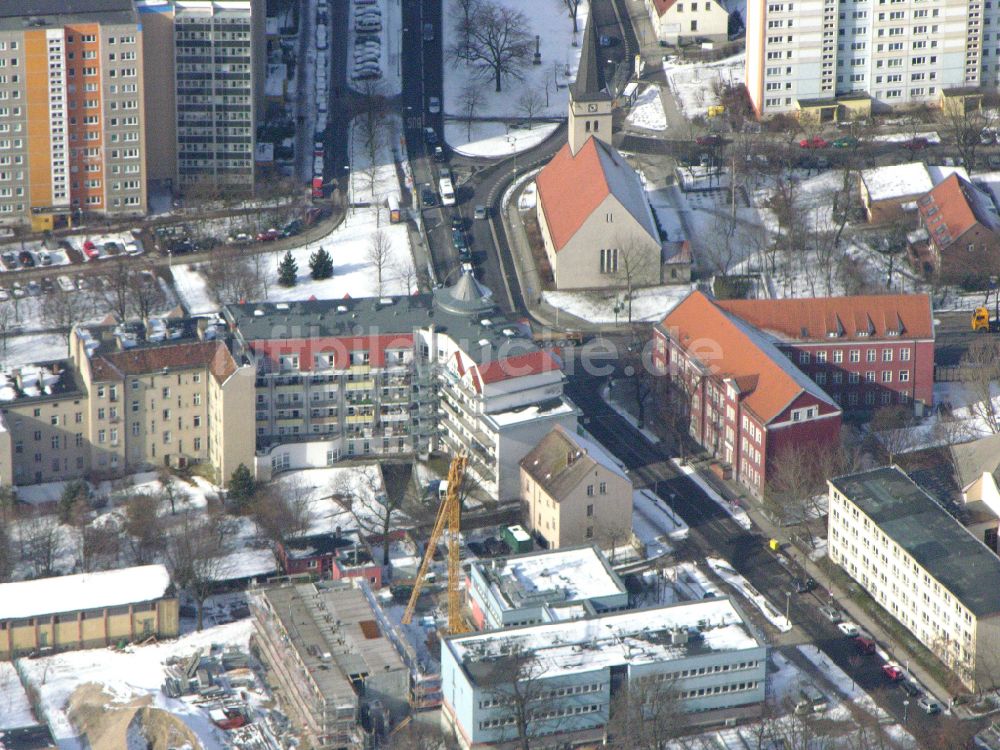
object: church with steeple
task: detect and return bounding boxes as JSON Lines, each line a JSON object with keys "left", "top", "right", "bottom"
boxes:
{"left": 534, "top": 19, "right": 686, "bottom": 291}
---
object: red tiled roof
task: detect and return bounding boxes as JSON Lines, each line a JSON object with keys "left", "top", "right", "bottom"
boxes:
{"left": 918, "top": 173, "right": 1000, "bottom": 250}
{"left": 716, "top": 294, "right": 933, "bottom": 342}
{"left": 649, "top": 0, "right": 678, "bottom": 16}
{"left": 659, "top": 291, "right": 836, "bottom": 423}
{"left": 472, "top": 351, "right": 560, "bottom": 392}
{"left": 94, "top": 341, "right": 237, "bottom": 385}
{"left": 536, "top": 140, "right": 611, "bottom": 252}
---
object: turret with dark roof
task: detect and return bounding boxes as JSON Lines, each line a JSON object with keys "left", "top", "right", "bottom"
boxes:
{"left": 570, "top": 17, "right": 610, "bottom": 104}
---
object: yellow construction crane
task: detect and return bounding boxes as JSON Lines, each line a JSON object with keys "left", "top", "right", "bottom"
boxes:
{"left": 402, "top": 452, "right": 468, "bottom": 634}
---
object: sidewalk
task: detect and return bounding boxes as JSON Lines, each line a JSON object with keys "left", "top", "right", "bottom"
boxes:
{"left": 688, "top": 462, "right": 959, "bottom": 711}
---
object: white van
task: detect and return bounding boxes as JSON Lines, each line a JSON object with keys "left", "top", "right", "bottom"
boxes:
{"left": 438, "top": 177, "right": 455, "bottom": 206}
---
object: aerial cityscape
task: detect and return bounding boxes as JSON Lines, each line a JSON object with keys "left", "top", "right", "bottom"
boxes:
{"left": 3, "top": 0, "right": 1000, "bottom": 748}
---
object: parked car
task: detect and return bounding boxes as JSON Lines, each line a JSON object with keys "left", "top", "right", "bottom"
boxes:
{"left": 1, "top": 251, "right": 18, "bottom": 269}
{"left": 696, "top": 134, "right": 722, "bottom": 147}
{"left": 423, "top": 127, "right": 438, "bottom": 145}
{"left": 836, "top": 621, "right": 859, "bottom": 637}
{"left": 832, "top": 135, "right": 859, "bottom": 148}
{"left": 0, "top": 287, "right": 9, "bottom": 301}
{"left": 282, "top": 219, "right": 303, "bottom": 237}
{"left": 819, "top": 604, "right": 842, "bottom": 623}
{"left": 17, "top": 250, "right": 34, "bottom": 267}
{"left": 422, "top": 22, "right": 434, "bottom": 41}
{"left": 474, "top": 205, "right": 488, "bottom": 220}
{"left": 451, "top": 215, "right": 464, "bottom": 230}
{"left": 799, "top": 136, "right": 830, "bottom": 149}
{"left": 981, "top": 128, "right": 997, "bottom": 145}
{"left": 899, "top": 680, "right": 920, "bottom": 697}
{"left": 421, "top": 185, "right": 437, "bottom": 207}
{"left": 917, "top": 695, "right": 941, "bottom": 714}
{"left": 11, "top": 282, "right": 24, "bottom": 298}
{"left": 26, "top": 280, "right": 40, "bottom": 296}
{"left": 794, "top": 577, "right": 817, "bottom": 594}
{"left": 83, "top": 240, "right": 99, "bottom": 259}
{"left": 598, "top": 34, "right": 619, "bottom": 47}
{"left": 904, "top": 136, "right": 929, "bottom": 151}
{"left": 433, "top": 146, "right": 446, "bottom": 162}
{"left": 227, "top": 233, "right": 252, "bottom": 245}
{"left": 57, "top": 275, "right": 75, "bottom": 292}
{"left": 427, "top": 96, "right": 441, "bottom": 114}
{"left": 256, "top": 228, "right": 280, "bottom": 242}
{"left": 452, "top": 229, "right": 467, "bottom": 252}
{"left": 882, "top": 663, "right": 905, "bottom": 682}
{"left": 103, "top": 241, "right": 120, "bottom": 255}
{"left": 854, "top": 636, "right": 877, "bottom": 654}
{"left": 37, "top": 250, "right": 52, "bottom": 266}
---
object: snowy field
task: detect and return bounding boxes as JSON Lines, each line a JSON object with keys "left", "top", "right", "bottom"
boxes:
{"left": 349, "top": 113, "right": 403, "bottom": 206}
{"left": 441, "top": 0, "right": 588, "bottom": 137}
{"left": 19, "top": 620, "right": 253, "bottom": 750}
{"left": 445, "top": 121, "right": 559, "bottom": 157}
{"left": 664, "top": 52, "right": 744, "bottom": 118}
{"left": 626, "top": 85, "right": 668, "bottom": 131}
{"left": 543, "top": 284, "right": 693, "bottom": 323}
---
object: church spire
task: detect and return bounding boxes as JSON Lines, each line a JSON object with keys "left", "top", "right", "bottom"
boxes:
{"left": 570, "top": 16, "right": 611, "bottom": 104}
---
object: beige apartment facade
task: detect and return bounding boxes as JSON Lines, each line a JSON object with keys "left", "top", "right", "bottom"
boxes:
{"left": 646, "top": 0, "right": 730, "bottom": 46}
{"left": 0, "top": 318, "right": 254, "bottom": 488}
{"left": 829, "top": 467, "right": 1000, "bottom": 692}
{"left": 520, "top": 425, "right": 633, "bottom": 549}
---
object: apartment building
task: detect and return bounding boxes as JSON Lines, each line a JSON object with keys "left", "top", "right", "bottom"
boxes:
{"left": 139, "top": 0, "right": 263, "bottom": 192}
{"left": 0, "top": 316, "right": 254, "bottom": 487}
{"left": 0, "top": 564, "right": 178, "bottom": 659}
{"left": 911, "top": 172, "right": 1000, "bottom": 275}
{"left": 223, "top": 273, "right": 579, "bottom": 499}
{"left": 828, "top": 466, "right": 1000, "bottom": 691}
{"left": 466, "top": 545, "right": 629, "bottom": 630}
{"left": 0, "top": 0, "right": 147, "bottom": 230}
{"left": 653, "top": 291, "right": 843, "bottom": 496}
{"left": 519, "top": 425, "right": 633, "bottom": 549}
{"left": 745, "top": 0, "right": 989, "bottom": 118}
{"left": 442, "top": 598, "right": 767, "bottom": 749}
{"left": 250, "top": 582, "right": 408, "bottom": 749}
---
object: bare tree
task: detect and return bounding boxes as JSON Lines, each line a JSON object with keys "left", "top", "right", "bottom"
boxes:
{"left": 0, "top": 299, "right": 14, "bottom": 360}
{"left": 394, "top": 260, "right": 418, "bottom": 295}
{"left": 556, "top": 0, "right": 582, "bottom": 32}
{"left": 203, "top": 255, "right": 262, "bottom": 305}
{"left": 962, "top": 338, "right": 1000, "bottom": 434}
{"left": 368, "top": 230, "right": 393, "bottom": 297}
{"left": 82, "top": 521, "right": 123, "bottom": 572}
{"left": 613, "top": 239, "right": 657, "bottom": 324}
{"left": 122, "top": 491, "right": 165, "bottom": 565}
{"left": 252, "top": 479, "right": 312, "bottom": 547}
{"left": 333, "top": 464, "right": 403, "bottom": 567}
{"left": 165, "top": 510, "right": 230, "bottom": 631}
{"left": 0, "top": 522, "right": 13, "bottom": 582}
{"left": 938, "top": 102, "right": 996, "bottom": 174}
{"left": 42, "top": 289, "right": 87, "bottom": 346}
{"left": 606, "top": 677, "right": 686, "bottom": 749}
{"left": 870, "top": 405, "right": 922, "bottom": 462}
{"left": 18, "top": 513, "right": 63, "bottom": 578}
{"left": 458, "top": 82, "right": 486, "bottom": 140}
{"left": 100, "top": 258, "right": 134, "bottom": 321}
{"left": 517, "top": 89, "right": 546, "bottom": 130}
{"left": 453, "top": 0, "right": 534, "bottom": 93}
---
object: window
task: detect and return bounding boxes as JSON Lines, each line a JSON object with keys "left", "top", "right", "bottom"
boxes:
{"left": 599, "top": 481, "right": 607, "bottom": 494}
{"left": 194, "top": 437, "right": 202, "bottom": 451}
{"left": 587, "top": 503, "right": 595, "bottom": 517}
{"left": 850, "top": 350, "right": 860, "bottom": 363}
{"left": 866, "top": 371, "right": 876, "bottom": 382}
{"left": 899, "top": 370, "right": 910, "bottom": 382}
{"left": 587, "top": 484, "right": 595, "bottom": 496}
{"left": 882, "top": 349, "right": 893, "bottom": 362}
{"left": 900, "top": 348, "right": 911, "bottom": 361}
{"left": 690, "top": 19, "right": 698, "bottom": 30}
{"left": 799, "top": 351, "right": 810, "bottom": 364}
{"left": 882, "top": 370, "right": 893, "bottom": 383}
{"left": 867, "top": 349, "right": 876, "bottom": 362}
{"left": 585, "top": 526, "right": 594, "bottom": 539}
{"left": 834, "top": 350, "right": 843, "bottom": 363}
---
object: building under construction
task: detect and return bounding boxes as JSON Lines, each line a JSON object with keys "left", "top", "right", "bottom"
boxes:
{"left": 250, "top": 581, "right": 409, "bottom": 749}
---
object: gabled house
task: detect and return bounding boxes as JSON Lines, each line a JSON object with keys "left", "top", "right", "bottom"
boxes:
{"left": 520, "top": 425, "right": 633, "bottom": 549}
{"left": 911, "top": 173, "right": 1000, "bottom": 277}
{"left": 654, "top": 291, "right": 843, "bottom": 495}
{"left": 534, "top": 18, "right": 672, "bottom": 291}
{"left": 645, "top": 0, "right": 731, "bottom": 46}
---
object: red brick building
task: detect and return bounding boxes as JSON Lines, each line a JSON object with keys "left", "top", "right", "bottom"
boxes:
{"left": 275, "top": 532, "right": 384, "bottom": 589}
{"left": 654, "top": 292, "right": 936, "bottom": 495}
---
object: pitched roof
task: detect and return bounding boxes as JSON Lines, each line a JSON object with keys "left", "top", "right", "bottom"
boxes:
{"left": 520, "top": 425, "right": 629, "bottom": 501}
{"left": 861, "top": 162, "right": 933, "bottom": 202}
{"left": 94, "top": 341, "right": 238, "bottom": 384}
{"left": 570, "top": 16, "right": 610, "bottom": 103}
{"left": 472, "top": 350, "right": 561, "bottom": 392}
{"left": 918, "top": 173, "right": 1000, "bottom": 250}
{"left": 950, "top": 433, "right": 1000, "bottom": 491}
{"left": 715, "top": 294, "right": 934, "bottom": 342}
{"left": 659, "top": 291, "right": 838, "bottom": 424}
{"left": 536, "top": 138, "right": 658, "bottom": 252}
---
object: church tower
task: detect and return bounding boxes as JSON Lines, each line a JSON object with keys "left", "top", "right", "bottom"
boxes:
{"left": 568, "top": 18, "right": 613, "bottom": 156}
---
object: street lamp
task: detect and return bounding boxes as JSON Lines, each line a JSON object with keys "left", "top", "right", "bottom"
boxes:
{"left": 343, "top": 165, "right": 351, "bottom": 217}
{"left": 903, "top": 699, "right": 910, "bottom": 723}
{"left": 507, "top": 135, "right": 517, "bottom": 174}
{"left": 785, "top": 591, "right": 791, "bottom": 621}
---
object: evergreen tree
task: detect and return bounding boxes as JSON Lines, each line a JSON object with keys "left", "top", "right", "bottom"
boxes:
{"left": 277, "top": 250, "right": 298, "bottom": 287}
{"left": 227, "top": 463, "right": 257, "bottom": 515}
{"left": 309, "top": 246, "right": 334, "bottom": 280}
{"left": 58, "top": 479, "right": 90, "bottom": 525}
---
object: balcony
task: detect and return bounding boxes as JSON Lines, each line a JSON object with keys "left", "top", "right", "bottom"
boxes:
{"left": 346, "top": 413, "right": 374, "bottom": 425}
{"left": 346, "top": 380, "right": 375, "bottom": 392}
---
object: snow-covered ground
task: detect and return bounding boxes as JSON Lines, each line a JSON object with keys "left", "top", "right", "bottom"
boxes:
{"left": 707, "top": 557, "right": 793, "bottom": 632}
{"left": 626, "top": 85, "right": 668, "bottom": 131}
{"left": 169, "top": 262, "right": 217, "bottom": 315}
{"left": 349, "top": 113, "right": 403, "bottom": 206}
{"left": 664, "top": 52, "right": 744, "bottom": 118}
{"left": 872, "top": 130, "right": 941, "bottom": 145}
{"left": 631, "top": 488, "right": 689, "bottom": 559}
{"left": 19, "top": 620, "right": 253, "bottom": 750}
{"left": 543, "top": 284, "right": 693, "bottom": 324}
{"left": 0, "top": 662, "right": 35, "bottom": 730}
{"left": 441, "top": 0, "right": 588, "bottom": 145}
{"left": 0, "top": 333, "right": 68, "bottom": 369}
{"left": 601, "top": 383, "right": 663, "bottom": 445}
{"left": 445, "top": 121, "right": 559, "bottom": 157}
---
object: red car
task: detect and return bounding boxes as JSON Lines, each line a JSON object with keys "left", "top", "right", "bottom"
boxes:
{"left": 799, "top": 137, "right": 830, "bottom": 149}
{"left": 904, "top": 137, "right": 929, "bottom": 151}
{"left": 855, "top": 636, "right": 877, "bottom": 654}
{"left": 256, "top": 228, "right": 280, "bottom": 242}
{"left": 312, "top": 177, "right": 324, "bottom": 199}
{"left": 82, "top": 240, "right": 99, "bottom": 259}
{"left": 696, "top": 134, "right": 722, "bottom": 147}
{"left": 882, "top": 663, "right": 905, "bottom": 681}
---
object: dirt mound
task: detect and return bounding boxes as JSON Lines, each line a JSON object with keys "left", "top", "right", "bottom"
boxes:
{"left": 67, "top": 683, "right": 201, "bottom": 750}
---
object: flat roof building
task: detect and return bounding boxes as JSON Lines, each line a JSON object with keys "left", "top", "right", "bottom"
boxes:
{"left": 466, "top": 545, "right": 629, "bottom": 630}
{"left": 829, "top": 466, "right": 1000, "bottom": 691}
{"left": 442, "top": 598, "right": 767, "bottom": 749}
{"left": 250, "top": 582, "right": 408, "bottom": 750}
